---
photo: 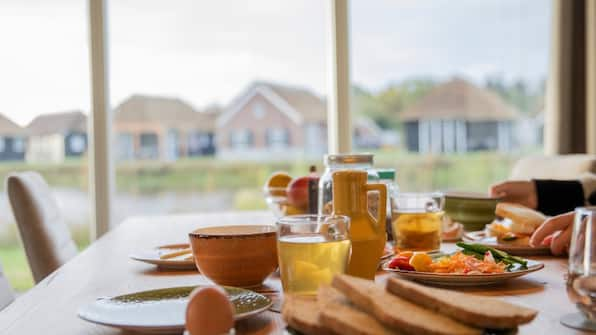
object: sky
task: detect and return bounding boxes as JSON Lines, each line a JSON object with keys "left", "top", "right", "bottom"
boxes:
{"left": 0, "top": 0, "right": 551, "bottom": 126}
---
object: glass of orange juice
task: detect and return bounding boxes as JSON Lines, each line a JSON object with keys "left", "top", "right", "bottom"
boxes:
{"left": 277, "top": 215, "right": 351, "bottom": 295}
{"left": 392, "top": 192, "right": 444, "bottom": 252}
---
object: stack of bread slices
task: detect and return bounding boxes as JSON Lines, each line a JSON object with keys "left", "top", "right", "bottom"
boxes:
{"left": 282, "top": 274, "right": 537, "bottom": 335}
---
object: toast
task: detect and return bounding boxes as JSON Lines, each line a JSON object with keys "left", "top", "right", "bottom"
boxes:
{"left": 495, "top": 202, "right": 546, "bottom": 231}
{"left": 317, "top": 286, "right": 398, "bottom": 335}
{"left": 332, "top": 274, "right": 482, "bottom": 335}
{"left": 281, "top": 294, "right": 333, "bottom": 335}
{"left": 386, "top": 277, "right": 538, "bottom": 329}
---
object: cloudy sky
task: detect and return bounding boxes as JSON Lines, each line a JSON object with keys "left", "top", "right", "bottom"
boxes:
{"left": 0, "top": 0, "right": 551, "bottom": 126}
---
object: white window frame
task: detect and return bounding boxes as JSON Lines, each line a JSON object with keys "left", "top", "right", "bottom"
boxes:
{"left": 88, "top": 0, "right": 114, "bottom": 239}
{"left": 327, "top": 0, "right": 351, "bottom": 154}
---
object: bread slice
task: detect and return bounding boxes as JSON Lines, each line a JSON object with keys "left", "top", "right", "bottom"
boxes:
{"left": 317, "top": 286, "right": 399, "bottom": 335}
{"left": 282, "top": 294, "right": 333, "bottom": 335}
{"left": 386, "top": 277, "right": 538, "bottom": 329}
{"left": 332, "top": 275, "right": 481, "bottom": 335}
{"left": 495, "top": 203, "right": 546, "bottom": 234}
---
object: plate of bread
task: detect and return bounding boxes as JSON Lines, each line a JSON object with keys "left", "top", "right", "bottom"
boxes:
{"left": 283, "top": 274, "right": 538, "bottom": 335}
{"left": 463, "top": 202, "right": 551, "bottom": 256}
{"left": 129, "top": 244, "right": 197, "bottom": 270}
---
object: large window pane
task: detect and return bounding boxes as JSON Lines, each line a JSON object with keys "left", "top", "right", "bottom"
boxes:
{"left": 350, "top": 0, "right": 551, "bottom": 192}
{"left": 108, "top": 0, "right": 328, "bottom": 222}
{"left": 0, "top": 0, "right": 91, "bottom": 291}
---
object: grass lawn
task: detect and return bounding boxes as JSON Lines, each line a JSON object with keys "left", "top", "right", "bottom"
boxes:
{"left": 0, "top": 246, "right": 33, "bottom": 292}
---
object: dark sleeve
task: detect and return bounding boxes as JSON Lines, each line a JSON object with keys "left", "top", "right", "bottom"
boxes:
{"left": 534, "top": 179, "right": 585, "bottom": 216}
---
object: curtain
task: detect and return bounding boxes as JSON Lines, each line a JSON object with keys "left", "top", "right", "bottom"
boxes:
{"left": 545, "top": 0, "right": 596, "bottom": 154}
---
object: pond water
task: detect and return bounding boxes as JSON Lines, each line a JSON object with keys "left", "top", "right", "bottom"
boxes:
{"left": 0, "top": 187, "right": 237, "bottom": 228}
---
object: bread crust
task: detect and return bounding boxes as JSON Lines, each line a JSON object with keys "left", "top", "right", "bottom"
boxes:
{"left": 386, "top": 277, "right": 537, "bottom": 329}
{"left": 332, "top": 274, "right": 482, "bottom": 335}
{"left": 282, "top": 294, "right": 334, "bottom": 335}
{"left": 495, "top": 203, "right": 547, "bottom": 230}
{"left": 318, "top": 286, "right": 398, "bottom": 335}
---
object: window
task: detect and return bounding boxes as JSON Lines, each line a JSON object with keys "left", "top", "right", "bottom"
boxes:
{"left": 253, "top": 102, "right": 266, "bottom": 119}
{"left": 0, "top": 0, "right": 91, "bottom": 292}
{"left": 230, "top": 129, "right": 254, "bottom": 149}
{"left": 12, "top": 138, "right": 24, "bottom": 153}
{"left": 266, "top": 128, "right": 289, "bottom": 148}
{"left": 350, "top": 0, "right": 551, "bottom": 192}
{"left": 139, "top": 133, "right": 159, "bottom": 159}
{"left": 108, "top": 0, "right": 328, "bottom": 221}
{"left": 69, "top": 134, "right": 86, "bottom": 154}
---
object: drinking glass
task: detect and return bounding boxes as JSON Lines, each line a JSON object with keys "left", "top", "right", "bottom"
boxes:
{"left": 276, "top": 214, "right": 351, "bottom": 295}
{"left": 562, "top": 207, "right": 596, "bottom": 331}
{"left": 392, "top": 192, "right": 444, "bottom": 252}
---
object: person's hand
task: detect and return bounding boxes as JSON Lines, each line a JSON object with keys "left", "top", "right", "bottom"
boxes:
{"left": 489, "top": 180, "right": 538, "bottom": 209}
{"left": 530, "top": 212, "right": 574, "bottom": 256}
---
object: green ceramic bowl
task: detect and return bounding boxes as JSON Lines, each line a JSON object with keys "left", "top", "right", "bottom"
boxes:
{"left": 444, "top": 192, "right": 499, "bottom": 231}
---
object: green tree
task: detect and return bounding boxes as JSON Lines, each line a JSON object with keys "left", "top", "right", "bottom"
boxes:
{"left": 351, "top": 77, "right": 436, "bottom": 130}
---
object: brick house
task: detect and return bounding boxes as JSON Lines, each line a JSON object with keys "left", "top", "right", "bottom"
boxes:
{"left": 216, "top": 81, "right": 328, "bottom": 160}
{"left": 114, "top": 95, "right": 218, "bottom": 161}
{"left": 400, "top": 78, "right": 519, "bottom": 153}
{"left": 26, "top": 111, "right": 88, "bottom": 163}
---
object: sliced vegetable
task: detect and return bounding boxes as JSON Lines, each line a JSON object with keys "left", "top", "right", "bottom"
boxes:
{"left": 397, "top": 251, "right": 414, "bottom": 259}
{"left": 388, "top": 255, "right": 415, "bottom": 271}
{"left": 456, "top": 242, "right": 528, "bottom": 269}
{"left": 409, "top": 252, "right": 433, "bottom": 272}
{"left": 484, "top": 251, "right": 495, "bottom": 263}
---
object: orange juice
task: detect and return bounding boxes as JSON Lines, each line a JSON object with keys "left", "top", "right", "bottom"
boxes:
{"left": 348, "top": 238, "right": 385, "bottom": 279}
{"left": 332, "top": 170, "right": 387, "bottom": 280}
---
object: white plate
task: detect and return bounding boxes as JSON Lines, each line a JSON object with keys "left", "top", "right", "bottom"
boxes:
{"left": 381, "top": 259, "right": 544, "bottom": 286}
{"left": 129, "top": 244, "right": 197, "bottom": 270}
{"left": 463, "top": 231, "right": 552, "bottom": 256}
{"left": 78, "top": 286, "right": 272, "bottom": 334}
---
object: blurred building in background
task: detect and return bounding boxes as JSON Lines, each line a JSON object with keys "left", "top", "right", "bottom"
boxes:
{"left": 25, "top": 111, "right": 88, "bottom": 163}
{"left": 400, "top": 78, "right": 519, "bottom": 153}
{"left": 114, "top": 95, "right": 217, "bottom": 161}
{"left": 216, "top": 81, "right": 328, "bottom": 160}
{"left": 0, "top": 114, "right": 25, "bottom": 161}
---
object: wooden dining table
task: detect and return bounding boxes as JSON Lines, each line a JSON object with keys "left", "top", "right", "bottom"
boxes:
{"left": 0, "top": 211, "right": 590, "bottom": 334}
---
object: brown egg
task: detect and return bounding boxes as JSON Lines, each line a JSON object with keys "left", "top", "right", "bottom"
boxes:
{"left": 186, "top": 286, "right": 234, "bottom": 335}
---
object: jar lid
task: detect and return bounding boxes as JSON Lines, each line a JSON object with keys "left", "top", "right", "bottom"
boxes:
{"left": 324, "top": 153, "right": 374, "bottom": 166}
{"left": 376, "top": 168, "right": 395, "bottom": 180}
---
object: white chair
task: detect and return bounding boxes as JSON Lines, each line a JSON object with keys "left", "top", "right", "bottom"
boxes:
{"left": 7, "top": 172, "right": 78, "bottom": 283}
{"left": 510, "top": 154, "right": 596, "bottom": 180}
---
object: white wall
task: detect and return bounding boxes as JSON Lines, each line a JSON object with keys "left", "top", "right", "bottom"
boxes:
{"left": 26, "top": 134, "right": 65, "bottom": 163}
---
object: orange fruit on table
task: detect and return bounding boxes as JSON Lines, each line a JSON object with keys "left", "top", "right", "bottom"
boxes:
{"left": 265, "top": 172, "right": 292, "bottom": 197}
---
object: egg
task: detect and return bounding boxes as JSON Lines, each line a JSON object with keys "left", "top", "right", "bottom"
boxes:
{"left": 186, "top": 286, "right": 235, "bottom": 335}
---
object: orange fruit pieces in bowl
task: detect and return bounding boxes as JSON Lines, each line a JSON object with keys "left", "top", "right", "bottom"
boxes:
{"left": 265, "top": 172, "right": 292, "bottom": 197}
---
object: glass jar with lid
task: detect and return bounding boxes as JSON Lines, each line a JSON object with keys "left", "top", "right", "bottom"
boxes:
{"left": 318, "top": 153, "right": 379, "bottom": 215}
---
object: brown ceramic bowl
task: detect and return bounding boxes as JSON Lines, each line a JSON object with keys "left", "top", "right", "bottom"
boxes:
{"left": 188, "top": 225, "right": 278, "bottom": 288}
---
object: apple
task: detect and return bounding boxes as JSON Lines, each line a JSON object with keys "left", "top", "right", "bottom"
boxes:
{"left": 286, "top": 176, "right": 316, "bottom": 209}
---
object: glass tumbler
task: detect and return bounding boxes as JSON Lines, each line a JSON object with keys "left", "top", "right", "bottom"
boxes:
{"left": 562, "top": 207, "right": 596, "bottom": 331}
{"left": 392, "top": 192, "right": 444, "bottom": 252}
{"left": 276, "top": 214, "right": 351, "bottom": 295}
